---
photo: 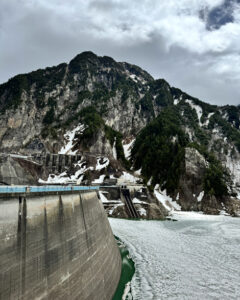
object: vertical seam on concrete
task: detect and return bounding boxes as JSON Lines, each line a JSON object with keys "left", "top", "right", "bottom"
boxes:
{"left": 79, "top": 192, "right": 89, "bottom": 249}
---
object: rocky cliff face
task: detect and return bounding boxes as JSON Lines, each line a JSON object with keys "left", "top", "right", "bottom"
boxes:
{"left": 0, "top": 52, "right": 155, "bottom": 155}
{"left": 1, "top": 51, "right": 240, "bottom": 216}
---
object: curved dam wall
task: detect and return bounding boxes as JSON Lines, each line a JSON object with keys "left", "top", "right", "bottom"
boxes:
{"left": 0, "top": 190, "right": 121, "bottom": 300}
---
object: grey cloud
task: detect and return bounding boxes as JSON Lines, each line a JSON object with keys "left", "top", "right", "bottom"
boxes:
{"left": 0, "top": 0, "right": 240, "bottom": 106}
{"left": 88, "top": 0, "right": 125, "bottom": 12}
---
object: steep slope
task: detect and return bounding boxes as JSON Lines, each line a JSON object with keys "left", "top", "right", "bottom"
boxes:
{"left": 0, "top": 51, "right": 156, "bottom": 155}
{"left": 0, "top": 51, "right": 240, "bottom": 215}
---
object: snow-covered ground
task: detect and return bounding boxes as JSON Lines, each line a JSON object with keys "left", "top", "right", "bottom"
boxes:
{"left": 109, "top": 215, "right": 240, "bottom": 300}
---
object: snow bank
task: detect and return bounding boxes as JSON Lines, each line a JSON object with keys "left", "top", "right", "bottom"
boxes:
{"left": 122, "top": 282, "right": 131, "bottom": 300}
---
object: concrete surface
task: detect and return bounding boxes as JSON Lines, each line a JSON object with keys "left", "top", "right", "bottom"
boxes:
{"left": 0, "top": 191, "right": 121, "bottom": 299}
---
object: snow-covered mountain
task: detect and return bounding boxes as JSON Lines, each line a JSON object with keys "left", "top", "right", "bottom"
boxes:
{"left": 1, "top": 51, "right": 240, "bottom": 215}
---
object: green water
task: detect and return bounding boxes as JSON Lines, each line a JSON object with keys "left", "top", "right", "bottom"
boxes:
{"left": 113, "top": 236, "right": 135, "bottom": 300}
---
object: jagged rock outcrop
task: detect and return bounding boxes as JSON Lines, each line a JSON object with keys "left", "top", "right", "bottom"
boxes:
{"left": 177, "top": 148, "right": 207, "bottom": 210}
{"left": 0, "top": 52, "right": 157, "bottom": 156}
{"left": 0, "top": 156, "right": 44, "bottom": 185}
{"left": 224, "top": 197, "right": 240, "bottom": 217}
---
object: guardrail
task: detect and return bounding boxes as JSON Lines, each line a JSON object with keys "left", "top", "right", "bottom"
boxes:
{"left": 0, "top": 185, "right": 99, "bottom": 194}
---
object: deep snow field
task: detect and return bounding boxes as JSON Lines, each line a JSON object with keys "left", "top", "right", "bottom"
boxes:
{"left": 109, "top": 212, "right": 240, "bottom": 300}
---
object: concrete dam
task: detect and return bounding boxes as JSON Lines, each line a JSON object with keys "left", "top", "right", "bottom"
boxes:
{"left": 0, "top": 186, "right": 122, "bottom": 299}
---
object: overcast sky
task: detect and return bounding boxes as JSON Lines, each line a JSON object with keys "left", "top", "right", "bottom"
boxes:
{"left": 1, "top": 0, "right": 240, "bottom": 105}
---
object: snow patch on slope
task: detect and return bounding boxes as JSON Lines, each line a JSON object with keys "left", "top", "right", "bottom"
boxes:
{"left": 186, "top": 100, "right": 203, "bottom": 124}
{"left": 132, "top": 197, "right": 147, "bottom": 204}
{"left": 174, "top": 98, "right": 179, "bottom": 105}
{"left": 134, "top": 168, "right": 142, "bottom": 176}
{"left": 59, "top": 124, "right": 85, "bottom": 155}
{"left": 129, "top": 74, "right": 138, "bottom": 83}
{"left": 95, "top": 157, "right": 109, "bottom": 170}
{"left": 138, "top": 207, "right": 147, "bottom": 216}
{"left": 119, "top": 171, "right": 139, "bottom": 184}
{"left": 108, "top": 203, "right": 124, "bottom": 215}
{"left": 154, "top": 186, "right": 181, "bottom": 211}
{"left": 39, "top": 159, "right": 93, "bottom": 184}
{"left": 112, "top": 138, "right": 117, "bottom": 159}
{"left": 92, "top": 175, "right": 105, "bottom": 184}
{"left": 204, "top": 112, "right": 215, "bottom": 126}
{"left": 147, "top": 177, "right": 152, "bottom": 186}
{"left": 122, "top": 139, "right": 135, "bottom": 160}
{"left": 128, "top": 73, "right": 146, "bottom": 84}
{"left": 197, "top": 191, "right": 204, "bottom": 202}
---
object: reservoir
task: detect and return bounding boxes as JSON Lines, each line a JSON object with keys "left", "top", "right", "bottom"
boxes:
{"left": 109, "top": 212, "right": 240, "bottom": 299}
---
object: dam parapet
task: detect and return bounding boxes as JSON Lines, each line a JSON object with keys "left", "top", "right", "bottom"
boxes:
{"left": 0, "top": 186, "right": 121, "bottom": 300}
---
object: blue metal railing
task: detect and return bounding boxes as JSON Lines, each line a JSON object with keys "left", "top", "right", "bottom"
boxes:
{"left": 0, "top": 185, "right": 99, "bottom": 194}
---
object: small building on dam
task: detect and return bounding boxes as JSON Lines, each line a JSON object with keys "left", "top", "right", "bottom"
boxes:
{"left": 0, "top": 186, "right": 122, "bottom": 299}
